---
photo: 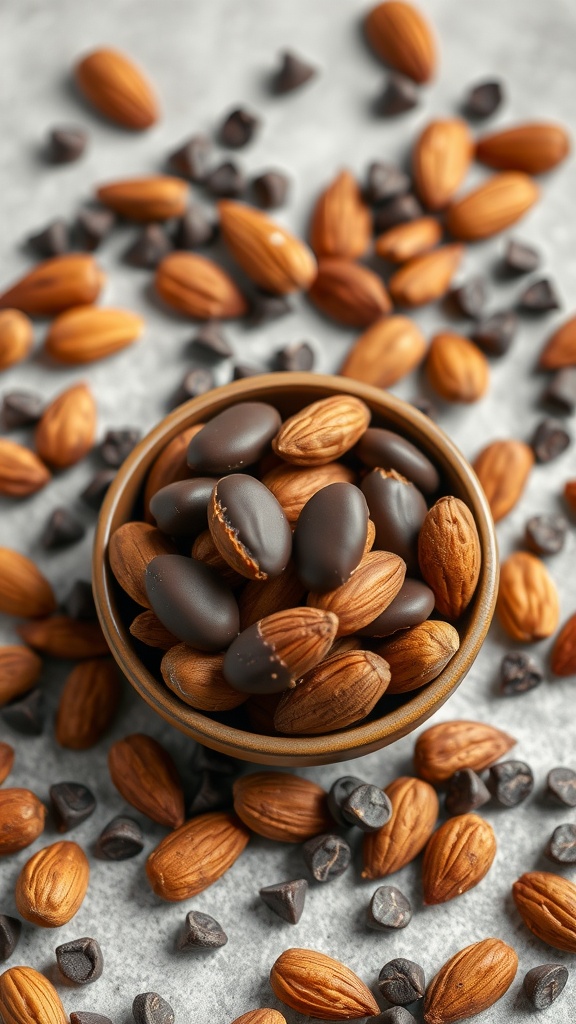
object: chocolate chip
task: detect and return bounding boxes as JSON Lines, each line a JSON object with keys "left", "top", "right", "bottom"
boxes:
{"left": 47, "top": 125, "right": 88, "bottom": 163}
{"left": 463, "top": 80, "right": 503, "bottom": 119}
{"left": 188, "top": 769, "right": 234, "bottom": 816}
{"left": 302, "top": 834, "right": 351, "bottom": 882}
{"left": 2, "top": 390, "right": 44, "bottom": 429}
{"left": 525, "top": 513, "right": 568, "bottom": 555}
{"left": 0, "top": 915, "right": 21, "bottom": 962}
{"left": 173, "top": 205, "right": 217, "bottom": 249}
{"left": 523, "top": 964, "right": 568, "bottom": 1010}
{"left": 531, "top": 417, "right": 571, "bottom": 463}
{"left": 56, "top": 937, "right": 103, "bottom": 984}
{"left": 377, "top": 1009, "right": 417, "bottom": 1024}
{"left": 546, "top": 824, "right": 576, "bottom": 865}
{"left": 100, "top": 428, "right": 141, "bottom": 468}
{"left": 205, "top": 161, "right": 245, "bottom": 198}
{"left": 445, "top": 768, "right": 491, "bottom": 815}
{"left": 168, "top": 134, "right": 212, "bottom": 182}
{"left": 368, "top": 886, "right": 412, "bottom": 930}
{"left": 124, "top": 224, "right": 172, "bottom": 268}
{"left": 274, "top": 341, "right": 315, "bottom": 371}
{"left": 132, "top": 992, "right": 175, "bottom": 1024}
{"left": 488, "top": 760, "right": 534, "bottom": 807}
{"left": 373, "top": 194, "right": 423, "bottom": 233}
{"left": 177, "top": 368, "right": 215, "bottom": 403}
{"left": 249, "top": 291, "right": 293, "bottom": 325}
{"left": 259, "top": 879, "right": 308, "bottom": 924}
{"left": 233, "top": 363, "right": 264, "bottom": 379}
{"left": 410, "top": 396, "right": 437, "bottom": 419}
{"left": 547, "top": 767, "right": 576, "bottom": 807}
{"left": 189, "top": 745, "right": 240, "bottom": 776}
{"left": 63, "top": 580, "right": 97, "bottom": 621}
{"left": 518, "top": 277, "right": 561, "bottom": 313}
{"left": 364, "top": 162, "right": 410, "bottom": 205}
{"left": 176, "top": 910, "right": 228, "bottom": 950}
{"left": 1, "top": 689, "right": 44, "bottom": 735}
{"left": 28, "top": 218, "right": 69, "bottom": 258}
{"left": 342, "top": 784, "right": 392, "bottom": 832}
{"left": 191, "top": 322, "right": 233, "bottom": 359}
{"left": 448, "top": 276, "right": 487, "bottom": 318}
{"left": 95, "top": 816, "right": 144, "bottom": 860}
{"left": 544, "top": 367, "right": 576, "bottom": 414}
{"left": 41, "top": 508, "right": 85, "bottom": 550}
{"left": 505, "top": 238, "right": 540, "bottom": 275}
{"left": 219, "top": 108, "right": 260, "bottom": 148}
{"left": 252, "top": 170, "right": 290, "bottom": 209}
{"left": 81, "top": 469, "right": 116, "bottom": 509}
{"left": 76, "top": 206, "right": 116, "bottom": 251}
{"left": 50, "top": 782, "right": 96, "bottom": 832}
{"left": 328, "top": 776, "right": 365, "bottom": 826}
{"left": 376, "top": 72, "right": 419, "bottom": 116}
{"left": 470, "top": 311, "right": 518, "bottom": 356}
{"left": 500, "top": 651, "right": 543, "bottom": 695}
{"left": 378, "top": 958, "right": 425, "bottom": 1004}
{"left": 70, "top": 1014, "right": 113, "bottom": 1024}
{"left": 272, "top": 51, "right": 317, "bottom": 94}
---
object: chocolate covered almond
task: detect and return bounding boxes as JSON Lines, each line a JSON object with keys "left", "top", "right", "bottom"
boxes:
{"left": 187, "top": 402, "right": 281, "bottom": 474}
{"left": 145, "top": 554, "right": 239, "bottom": 652}
{"left": 359, "top": 578, "right": 435, "bottom": 637}
{"left": 209, "top": 474, "right": 292, "bottom": 581}
{"left": 149, "top": 477, "right": 216, "bottom": 537}
{"left": 361, "top": 468, "right": 427, "bottom": 574}
{"left": 293, "top": 482, "right": 369, "bottom": 592}
{"left": 356, "top": 427, "right": 440, "bottom": 494}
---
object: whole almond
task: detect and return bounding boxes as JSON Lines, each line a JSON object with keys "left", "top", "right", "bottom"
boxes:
{"left": 74, "top": 47, "right": 159, "bottom": 129}
{"left": 426, "top": 332, "right": 489, "bottom": 403}
{"left": 551, "top": 612, "right": 576, "bottom": 676}
{"left": 414, "top": 720, "right": 516, "bottom": 784}
{"left": 35, "top": 382, "right": 96, "bottom": 468}
{"left": 388, "top": 245, "right": 463, "bottom": 306}
{"left": 473, "top": 439, "right": 534, "bottom": 522}
{"left": 15, "top": 840, "right": 89, "bottom": 927}
{"left": 0, "top": 254, "right": 105, "bottom": 316}
{"left": 238, "top": 562, "right": 307, "bottom": 629}
{"left": 45, "top": 306, "right": 144, "bottom": 364}
{"left": 476, "top": 122, "right": 570, "bottom": 174}
{"left": 0, "top": 309, "right": 33, "bottom": 371}
{"left": 308, "top": 550, "right": 406, "bottom": 636}
{"left": 418, "top": 496, "right": 481, "bottom": 619}
{"left": 262, "top": 462, "right": 355, "bottom": 526}
{"left": 270, "top": 948, "right": 380, "bottom": 1019}
{"left": 308, "top": 258, "right": 392, "bottom": 326}
{"left": 424, "top": 938, "right": 518, "bottom": 1024}
{"left": 0, "top": 645, "right": 42, "bottom": 706}
{"left": 413, "top": 119, "right": 473, "bottom": 210}
{"left": 497, "top": 551, "right": 559, "bottom": 642}
{"left": 364, "top": 1, "right": 436, "bottom": 83}
{"left": 233, "top": 1012, "right": 286, "bottom": 1024}
{"left": 272, "top": 395, "right": 371, "bottom": 466}
{"left": 161, "top": 645, "right": 247, "bottom": 711}
{"left": 97, "top": 176, "right": 188, "bottom": 221}
{"left": 191, "top": 529, "right": 246, "bottom": 587}
{"left": 445, "top": 172, "right": 539, "bottom": 241}
{"left": 310, "top": 170, "right": 372, "bottom": 260}
{"left": 539, "top": 314, "right": 576, "bottom": 369}
{"left": 130, "top": 610, "right": 179, "bottom": 650}
{"left": 233, "top": 772, "right": 332, "bottom": 842}
{"left": 55, "top": 658, "right": 120, "bottom": 750}
{"left": 0, "top": 549, "right": 56, "bottom": 618}
{"left": 512, "top": 871, "right": 576, "bottom": 953}
{"left": 362, "top": 775, "right": 439, "bottom": 879}
{"left": 108, "top": 733, "right": 185, "bottom": 829}
{"left": 144, "top": 423, "right": 204, "bottom": 519}
{"left": 218, "top": 200, "right": 317, "bottom": 294}
{"left": 0, "top": 789, "right": 46, "bottom": 855}
{"left": 377, "top": 620, "right": 460, "bottom": 693}
{"left": 0, "top": 440, "right": 51, "bottom": 497}
{"left": 340, "top": 315, "right": 427, "bottom": 387}
{"left": 375, "top": 218, "right": 442, "bottom": 263}
{"left": 422, "top": 813, "right": 497, "bottom": 904}
{"left": 0, "top": 966, "right": 67, "bottom": 1024}
{"left": 155, "top": 252, "right": 248, "bottom": 319}
{"left": 18, "top": 616, "right": 109, "bottom": 659}
{"left": 0, "top": 743, "right": 14, "bottom": 785}
{"left": 146, "top": 811, "right": 250, "bottom": 900}
{"left": 109, "top": 521, "right": 177, "bottom": 607}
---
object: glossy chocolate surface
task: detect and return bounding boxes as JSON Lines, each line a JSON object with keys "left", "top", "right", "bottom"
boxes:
{"left": 187, "top": 401, "right": 282, "bottom": 473}
{"left": 293, "top": 482, "right": 369, "bottom": 592}
{"left": 359, "top": 578, "right": 435, "bottom": 637}
{"left": 149, "top": 477, "right": 215, "bottom": 537}
{"left": 356, "top": 428, "right": 440, "bottom": 494}
{"left": 145, "top": 554, "right": 239, "bottom": 652}
{"left": 223, "top": 621, "right": 294, "bottom": 694}
{"left": 361, "top": 469, "right": 427, "bottom": 575}
{"left": 212, "top": 474, "right": 292, "bottom": 577}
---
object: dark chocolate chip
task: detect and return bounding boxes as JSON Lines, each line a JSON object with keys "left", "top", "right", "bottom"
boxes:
{"left": 328, "top": 776, "right": 365, "bottom": 827}
{"left": 2, "top": 390, "right": 44, "bottom": 429}
{"left": 500, "top": 652, "right": 543, "bottom": 696}
{"left": 176, "top": 368, "right": 215, "bottom": 403}
{"left": 47, "top": 126, "right": 88, "bottom": 163}
{"left": 274, "top": 341, "right": 315, "bottom": 371}
{"left": 377, "top": 1010, "right": 417, "bottom": 1024}
{"left": 205, "top": 161, "right": 245, "bottom": 199}
{"left": 341, "top": 784, "right": 392, "bottom": 832}
{"left": 76, "top": 206, "right": 116, "bottom": 251}
{"left": 364, "top": 162, "right": 410, "bottom": 206}
{"left": 132, "top": 992, "right": 175, "bottom": 1024}
{"left": 146, "top": 554, "right": 239, "bottom": 653}
{"left": 63, "top": 580, "right": 97, "bottom": 621}
{"left": 531, "top": 417, "right": 571, "bottom": 463}
{"left": 95, "top": 816, "right": 144, "bottom": 860}
{"left": 518, "top": 277, "right": 561, "bottom": 313}
{"left": 219, "top": 107, "right": 260, "bottom": 148}
{"left": 168, "top": 135, "right": 212, "bottom": 183}
{"left": 150, "top": 477, "right": 215, "bottom": 537}
{"left": 445, "top": 768, "right": 491, "bottom": 815}
{"left": 368, "top": 886, "right": 412, "bottom": 930}
{"left": 488, "top": 760, "right": 534, "bottom": 807}
{"left": 463, "top": 80, "right": 503, "bottom": 119}
{"left": 41, "top": 508, "right": 85, "bottom": 550}
{"left": 378, "top": 958, "right": 425, "bottom": 1004}
{"left": 356, "top": 427, "right": 440, "bottom": 493}
{"left": 124, "top": 224, "right": 172, "bottom": 268}
{"left": 294, "top": 482, "right": 369, "bottom": 592}
{"left": 70, "top": 1014, "right": 113, "bottom": 1024}
{"left": 373, "top": 194, "right": 423, "bottom": 233}
{"left": 80, "top": 469, "right": 116, "bottom": 509}
{"left": 188, "top": 402, "right": 281, "bottom": 474}
{"left": 189, "top": 745, "right": 240, "bottom": 776}
{"left": 100, "top": 428, "right": 141, "bottom": 468}
{"left": 173, "top": 205, "right": 217, "bottom": 249}
{"left": 547, "top": 767, "right": 576, "bottom": 807}
{"left": 259, "top": 879, "right": 308, "bottom": 924}
{"left": 212, "top": 474, "right": 292, "bottom": 578}
{"left": 544, "top": 367, "right": 576, "bottom": 413}
{"left": 50, "top": 782, "right": 96, "bottom": 832}
{"left": 253, "top": 170, "right": 290, "bottom": 209}
{"left": 0, "top": 915, "right": 21, "bottom": 962}
{"left": 249, "top": 291, "right": 293, "bottom": 325}
{"left": 359, "top": 578, "right": 435, "bottom": 638}
{"left": 523, "top": 964, "right": 568, "bottom": 1010}
{"left": 525, "top": 513, "right": 567, "bottom": 555}
{"left": 176, "top": 910, "right": 228, "bottom": 950}
{"left": 233, "top": 363, "right": 263, "bottom": 379}
{"left": 302, "top": 833, "right": 351, "bottom": 882}
{"left": 448, "top": 276, "right": 487, "bottom": 319}
{"left": 546, "top": 824, "right": 576, "bottom": 865}
{"left": 56, "top": 937, "right": 103, "bottom": 984}
{"left": 28, "top": 219, "right": 69, "bottom": 257}
{"left": 361, "top": 468, "right": 427, "bottom": 574}
{"left": 1, "top": 688, "right": 44, "bottom": 735}
{"left": 470, "top": 311, "right": 518, "bottom": 356}
{"left": 410, "top": 396, "right": 437, "bottom": 419}
{"left": 191, "top": 322, "right": 233, "bottom": 359}
{"left": 188, "top": 769, "right": 233, "bottom": 816}
{"left": 505, "top": 238, "right": 540, "bottom": 275}
{"left": 376, "top": 72, "right": 419, "bottom": 116}
{"left": 272, "top": 51, "right": 317, "bottom": 94}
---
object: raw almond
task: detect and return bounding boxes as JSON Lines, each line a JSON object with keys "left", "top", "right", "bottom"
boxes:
{"left": 539, "top": 314, "right": 576, "bottom": 369}
{"left": 218, "top": 200, "right": 317, "bottom": 294}
{"left": 476, "top": 122, "right": 570, "bottom": 174}
{"left": 108, "top": 521, "right": 177, "bottom": 607}
{"left": 308, "top": 550, "right": 406, "bottom": 636}
{"left": 262, "top": 462, "right": 355, "bottom": 526}
{"left": 161, "top": 645, "right": 247, "bottom": 711}
{"left": 308, "top": 258, "right": 392, "bottom": 326}
{"left": 362, "top": 775, "right": 439, "bottom": 878}
{"left": 233, "top": 772, "right": 332, "bottom": 842}
{"left": 270, "top": 947, "right": 380, "bottom": 1019}
{"left": 426, "top": 332, "right": 489, "bottom": 403}
{"left": 15, "top": 840, "right": 89, "bottom": 927}
{"left": 0, "top": 254, "right": 105, "bottom": 316}
{"left": 0, "top": 549, "right": 56, "bottom": 618}
{"left": 238, "top": 561, "right": 307, "bottom": 629}
{"left": 35, "top": 382, "right": 96, "bottom": 468}
{"left": 388, "top": 245, "right": 463, "bottom": 306}
{"left": 191, "top": 529, "right": 246, "bottom": 587}
{"left": 75, "top": 47, "right": 158, "bottom": 129}
{"left": 108, "top": 733, "right": 185, "bottom": 829}
{"left": 512, "top": 871, "right": 576, "bottom": 953}
{"left": 424, "top": 938, "right": 518, "bottom": 1024}
{"left": 375, "top": 218, "right": 442, "bottom": 263}
{"left": 310, "top": 170, "right": 372, "bottom": 260}
{"left": 45, "top": 305, "right": 144, "bottom": 363}
{"left": 364, "top": 1, "right": 436, "bottom": 83}
{"left": 413, "top": 118, "right": 473, "bottom": 210}
{"left": 340, "top": 315, "right": 427, "bottom": 387}
{"left": 0, "top": 743, "right": 14, "bottom": 785}
{"left": 445, "top": 172, "right": 539, "bottom": 241}
{"left": 422, "top": 813, "right": 496, "bottom": 904}
{"left": 0, "top": 965, "right": 67, "bottom": 1024}
{"left": 551, "top": 612, "right": 576, "bottom": 676}
{"left": 130, "top": 610, "right": 178, "bottom": 650}
{"left": 414, "top": 720, "right": 516, "bottom": 784}
{"left": 0, "top": 309, "right": 33, "bottom": 370}
{"left": 418, "top": 496, "right": 481, "bottom": 619}
{"left": 55, "top": 658, "right": 120, "bottom": 750}
{"left": 377, "top": 620, "right": 460, "bottom": 693}
{"left": 473, "top": 439, "right": 534, "bottom": 522}
{"left": 155, "top": 252, "right": 248, "bottom": 319}
{"left": 144, "top": 423, "right": 204, "bottom": 519}
{"left": 497, "top": 551, "right": 559, "bottom": 642}
{"left": 18, "top": 615, "right": 109, "bottom": 659}
{"left": 232, "top": 1012, "right": 286, "bottom": 1024}
{"left": 0, "top": 789, "right": 46, "bottom": 855}
{"left": 146, "top": 811, "right": 250, "bottom": 900}
{"left": 272, "top": 395, "right": 371, "bottom": 466}
{"left": 0, "top": 645, "right": 42, "bottom": 706}
{"left": 0, "top": 440, "right": 51, "bottom": 497}
{"left": 97, "top": 176, "right": 188, "bottom": 220}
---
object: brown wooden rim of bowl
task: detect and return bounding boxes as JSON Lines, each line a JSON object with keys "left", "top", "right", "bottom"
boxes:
{"left": 93, "top": 372, "right": 499, "bottom": 765}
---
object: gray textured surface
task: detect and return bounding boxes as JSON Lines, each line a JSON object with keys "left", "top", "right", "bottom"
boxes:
{"left": 1, "top": 0, "right": 576, "bottom": 1021}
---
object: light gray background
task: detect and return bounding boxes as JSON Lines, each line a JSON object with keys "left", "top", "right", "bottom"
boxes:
{"left": 1, "top": 0, "right": 576, "bottom": 1021}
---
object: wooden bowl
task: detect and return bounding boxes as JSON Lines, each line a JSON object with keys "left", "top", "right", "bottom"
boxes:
{"left": 93, "top": 373, "right": 498, "bottom": 766}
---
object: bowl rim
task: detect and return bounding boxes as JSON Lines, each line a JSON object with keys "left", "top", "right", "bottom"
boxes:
{"left": 93, "top": 372, "right": 499, "bottom": 764}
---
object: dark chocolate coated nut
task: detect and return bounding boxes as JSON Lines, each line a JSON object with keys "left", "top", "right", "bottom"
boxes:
{"left": 56, "top": 937, "right": 103, "bottom": 984}
{"left": 150, "top": 478, "right": 216, "bottom": 537}
{"left": 327, "top": 775, "right": 365, "bottom": 826}
{"left": 356, "top": 428, "right": 439, "bottom": 494}
{"left": 187, "top": 401, "right": 282, "bottom": 474}
{"left": 293, "top": 482, "right": 369, "bottom": 592}
{"left": 210, "top": 474, "right": 292, "bottom": 580}
{"left": 176, "top": 910, "right": 228, "bottom": 951}
{"left": 358, "top": 578, "right": 435, "bottom": 637}
{"left": 361, "top": 468, "right": 427, "bottom": 574}
{"left": 145, "top": 554, "right": 239, "bottom": 653}
{"left": 222, "top": 620, "right": 294, "bottom": 694}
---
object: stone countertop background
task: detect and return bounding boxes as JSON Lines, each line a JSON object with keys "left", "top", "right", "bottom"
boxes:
{"left": 1, "top": 0, "right": 576, "bottom": 1020}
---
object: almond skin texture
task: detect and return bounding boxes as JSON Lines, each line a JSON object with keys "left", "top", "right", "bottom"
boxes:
{"left": 308, "top": 258, "right": 392, "bottom": 326}
{"left": 422, "top": 813, "right": 497, "bottom": 904}
{"left": 446, "top": 172, "right": 539, "bottom": 241}
{"left": 0, "top": 549, "right": 56, "bottom": 618}
{"left": 97, "top": 176, "right": 188, "bottom": 221}
{"left": 414, "top": 720, "right": 516, "bottom": 784}
{"left": 0, "top": 966, "right": 67, "bottom": 1024}
{"left": 238, "top": 563, "right": 307, "bottom": 629}
{"left": 539, "top": 314, "right": 576, "bottom": 369}
{"left": 262, "top": 463, "right": 355, "bottom": 526}
{"left": 75, "top": 47, "right": 159, "bottom": 129}
{"left": 389, "top": 245, "right": 463, "bottom": 306}
{"left": 551, "top": 612, "right": 576, "bottom": 676}
{"left": 413, "top": 119, "right": 473, "bottom": 210}
{"left": 130, "top": 610, "right": 179, "bottom": 650}
{"left": 45, "top": 305, "right": 144, "bottom": 364}
{"left": 476, "top": 123, "right": 570, "bottom": 174}
{"left": 473, "top": 439, "right": 534, "bottom": 522}
{"left": 232, "top": 1012, "right": 286, "bottom": 1024}
{"left": 155, "top": 252, "right": 248, "bottom": 319}
{"left": 273, "top": 395, "right": 371, "bottom": 467}
{"left": 0, "top": 743, "right": 14, "bottom": 785}
{"left": 362, "top": 775, "right": 439, "bottom": 879}
{"left": 426, "top": 332, "right": 489, "bottom": 403}
{"left": 340, "top": 315, "right": 427, "bottom": 388}
{"left": 18, "top": 616, "right": 109, "bottom": 659}
{"left": 0, "top": 440, "right": 51, "bottom": 497}
{"left": 0, "top": 646, "right": 42, "bottom": 706}
{"left": 0, "top": 254, "right": 104, "bottom": 315}
{"left": 15, "top": 840, "right": 89, "bottom": 927}
{"left": 191, "top": 529, "right": 245, "bottom": 588}
{"left": 497, "top": 551, "right": 560, "bottom": 642}
{"left": 109, "top": 521, "right": 177, "bottom": 607}
{"left": 424, "top": 938, "right": 518, "bottom": 1024}
{"left": 418, "top": 496, "right": 481, "bottom": 620}
{"left": 144, "top": 423, "right": 204, "bottom": 519}
{"left": 161, "top": 645, "right": 247, "bottom": 711}
{"left": 108, "top": 733, "right": 185, "bottom": 829}
{"left": 233, "top": 772, "right": 332, "bottom": 842}
{"left": 377, "top": 620, "right": 460, "bottom": 693}
{"left": 271, "top": 948, "right": 380, "bottom": 1020}
{"left": 35, "top": 382, "right": 96, "bottom": 468}
{"left": 0, "top": 789, "right": 46, "bottom": 855}
{"left": 364, "top": 1, "right": 436, "bottom": 83}
{"left": 308, "top": 550, "right": 406, "bottom": 636}
{"left": 512, "top": 871, "right": 576, "bottom": 953}
{"left": 310, "top": 170, "right": 372, "bottom": 260}
{"left": 375, "top": 218, "right": 442, "bottom": 263}
{"left": 0, "top": 309, "right": 33, "bottom": 371}
{"left": 218, "top": 201, "right": 317, "bottom": 295}
{"left": 55, "top": 658, "right": 120, "bottom": 750}
{"left": 146, "top": 811, "right": 250, "bottom": 901}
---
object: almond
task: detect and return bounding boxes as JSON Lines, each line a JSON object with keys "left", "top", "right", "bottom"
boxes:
{"left": 246, "top": 693, "right": 282, "bottom": 734}
{"left": 422, "top": 813, "right": 497, "bottom": 905}
{"left": 272, "top": 395, "right": 371, "bottom": 466}
{"left": 0, "top": 309, "right": 33, "bottom": 371}
{"left": 564, "top": 479, "right": 576, "bottom": 514}
{"left": 0, "top": 254, "right": 105, "bottom": 315}
{"left": 109, "top": 521, "right": 177, "bottom": 607}
{"left": 155, "top": 252, "right": 248, "bottom": 319}
{"left": 497, "top": 551, "right": 560, "bottom": 642}
{"left": 0, "top": 645, "right": 42, "bottom": 707}
{"left": 108, "top": 733, "right": 185, "bottom": 829}
{"left": 340, "top": 315, "right": 427, "bottom": 387}
{"left": 233, "top": 1012, "right": 286, "bottom": 1024}
{"left": 233, "top": 772, "right": 332, "bottom": 842}
{"left": 418, "top": 496, "right": 481, "bottom": 619}
{"left": 238, "top": 561, "right": 307, "bottom": 629}
{"left": 161, "top": 645, "right": 247, "bottom": 711}
{"left": 539, "top": 314, "right": 576, "bottom": 369}
{"left": 512, "top": 871, "right": 576, "bottom": 953}
{"left": 445, "top": 172, "right": 539, "bottom": 241}
{"left": 15, "top": 840, "right": 89, "bottom": 927}
{"left": 476, "top": 122, "right": 570, "bottom": 174}
{"left": 97, "top": 176, "right": 188, "bottom": 221}
{"left": 18, "top": 615, "right": 109, "bottom": 659}
{"left": 74, "top": 47, "right": 159, "bottom": 129}
{"left": 270, "top": 947, "right": 380, "bottom": 1019}
{"left": 362, "top": 775, "right": 438, "bottom": 878}
{"left": 551, "top": 612, "right": 576, "bottom": 676}
{"left": 424, "top": 938, "right": 518, "bottom": 1024}
{"left": 146, "top": 811, "right": 250, "bottom": 900}
{"left": 376, "top": 620, "right": 460, "bottom": 693}
{"left": 310, "top": 170, "right": 372, "bottom": 260}
{"left": 375, "top": 218, "right": 442, "bottom": 263}
{"left": 0, "top": 789, "right": 46, "bottom": 855}
{"left": 308, "top": 550, "right": 406, "bottom": 636}
{"left": 0, "top": 966, "right": 67, "bottom": 1024}
{"left": 263, "top": 462, "right": 355, "bottom": 526}
{"left": 35, "top": 382, "right": 96, "bottom": 468}
{"left": 414, "top": 720, "right": 516, "bottom": 784}
{"left": 0, "top": 549, "right": 56, "bottom": 618}
{"left": 0, "top": 743, "right": 14, "bottom": 785}
{"left": 144, "top": 423, "right": 204, "bottom": 519}
{"left": 473, "top": 439, "right": 534, "bottom": 522}
{"left": 413, "top": 119, "right": 473, "bottom": 210}
{"left": 45, "top": 305, "right": 144, "bottom": 364}
{"left": 130, "top": 610, "right": 179, "bottom": 650}
{"left": 388, "top": 245, "right": 463, "bottom": 306}
{"left": 364, "top": 1, "right": 436, "bottom": 83}
{"left": 191, "top": 529, "right": 246, "bottom": 587}
{"left": 308, "top": 258, "right": 392, "bottom": 326}
{"left": 218, "top": 200, "right": 317, "bottom": 294}
{"left": 0, "top": 440, "right": 51, "bottom": 497}
{"left": 426, "top": 332, "right": 489, "bottom": 402}
{"left": 55, "top": 658, "right": 120, "bottom": 750}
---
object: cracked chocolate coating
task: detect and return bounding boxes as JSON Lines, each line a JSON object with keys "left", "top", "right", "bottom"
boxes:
{"left": 212, "top": 474, "right": 292, "bottom": 577}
